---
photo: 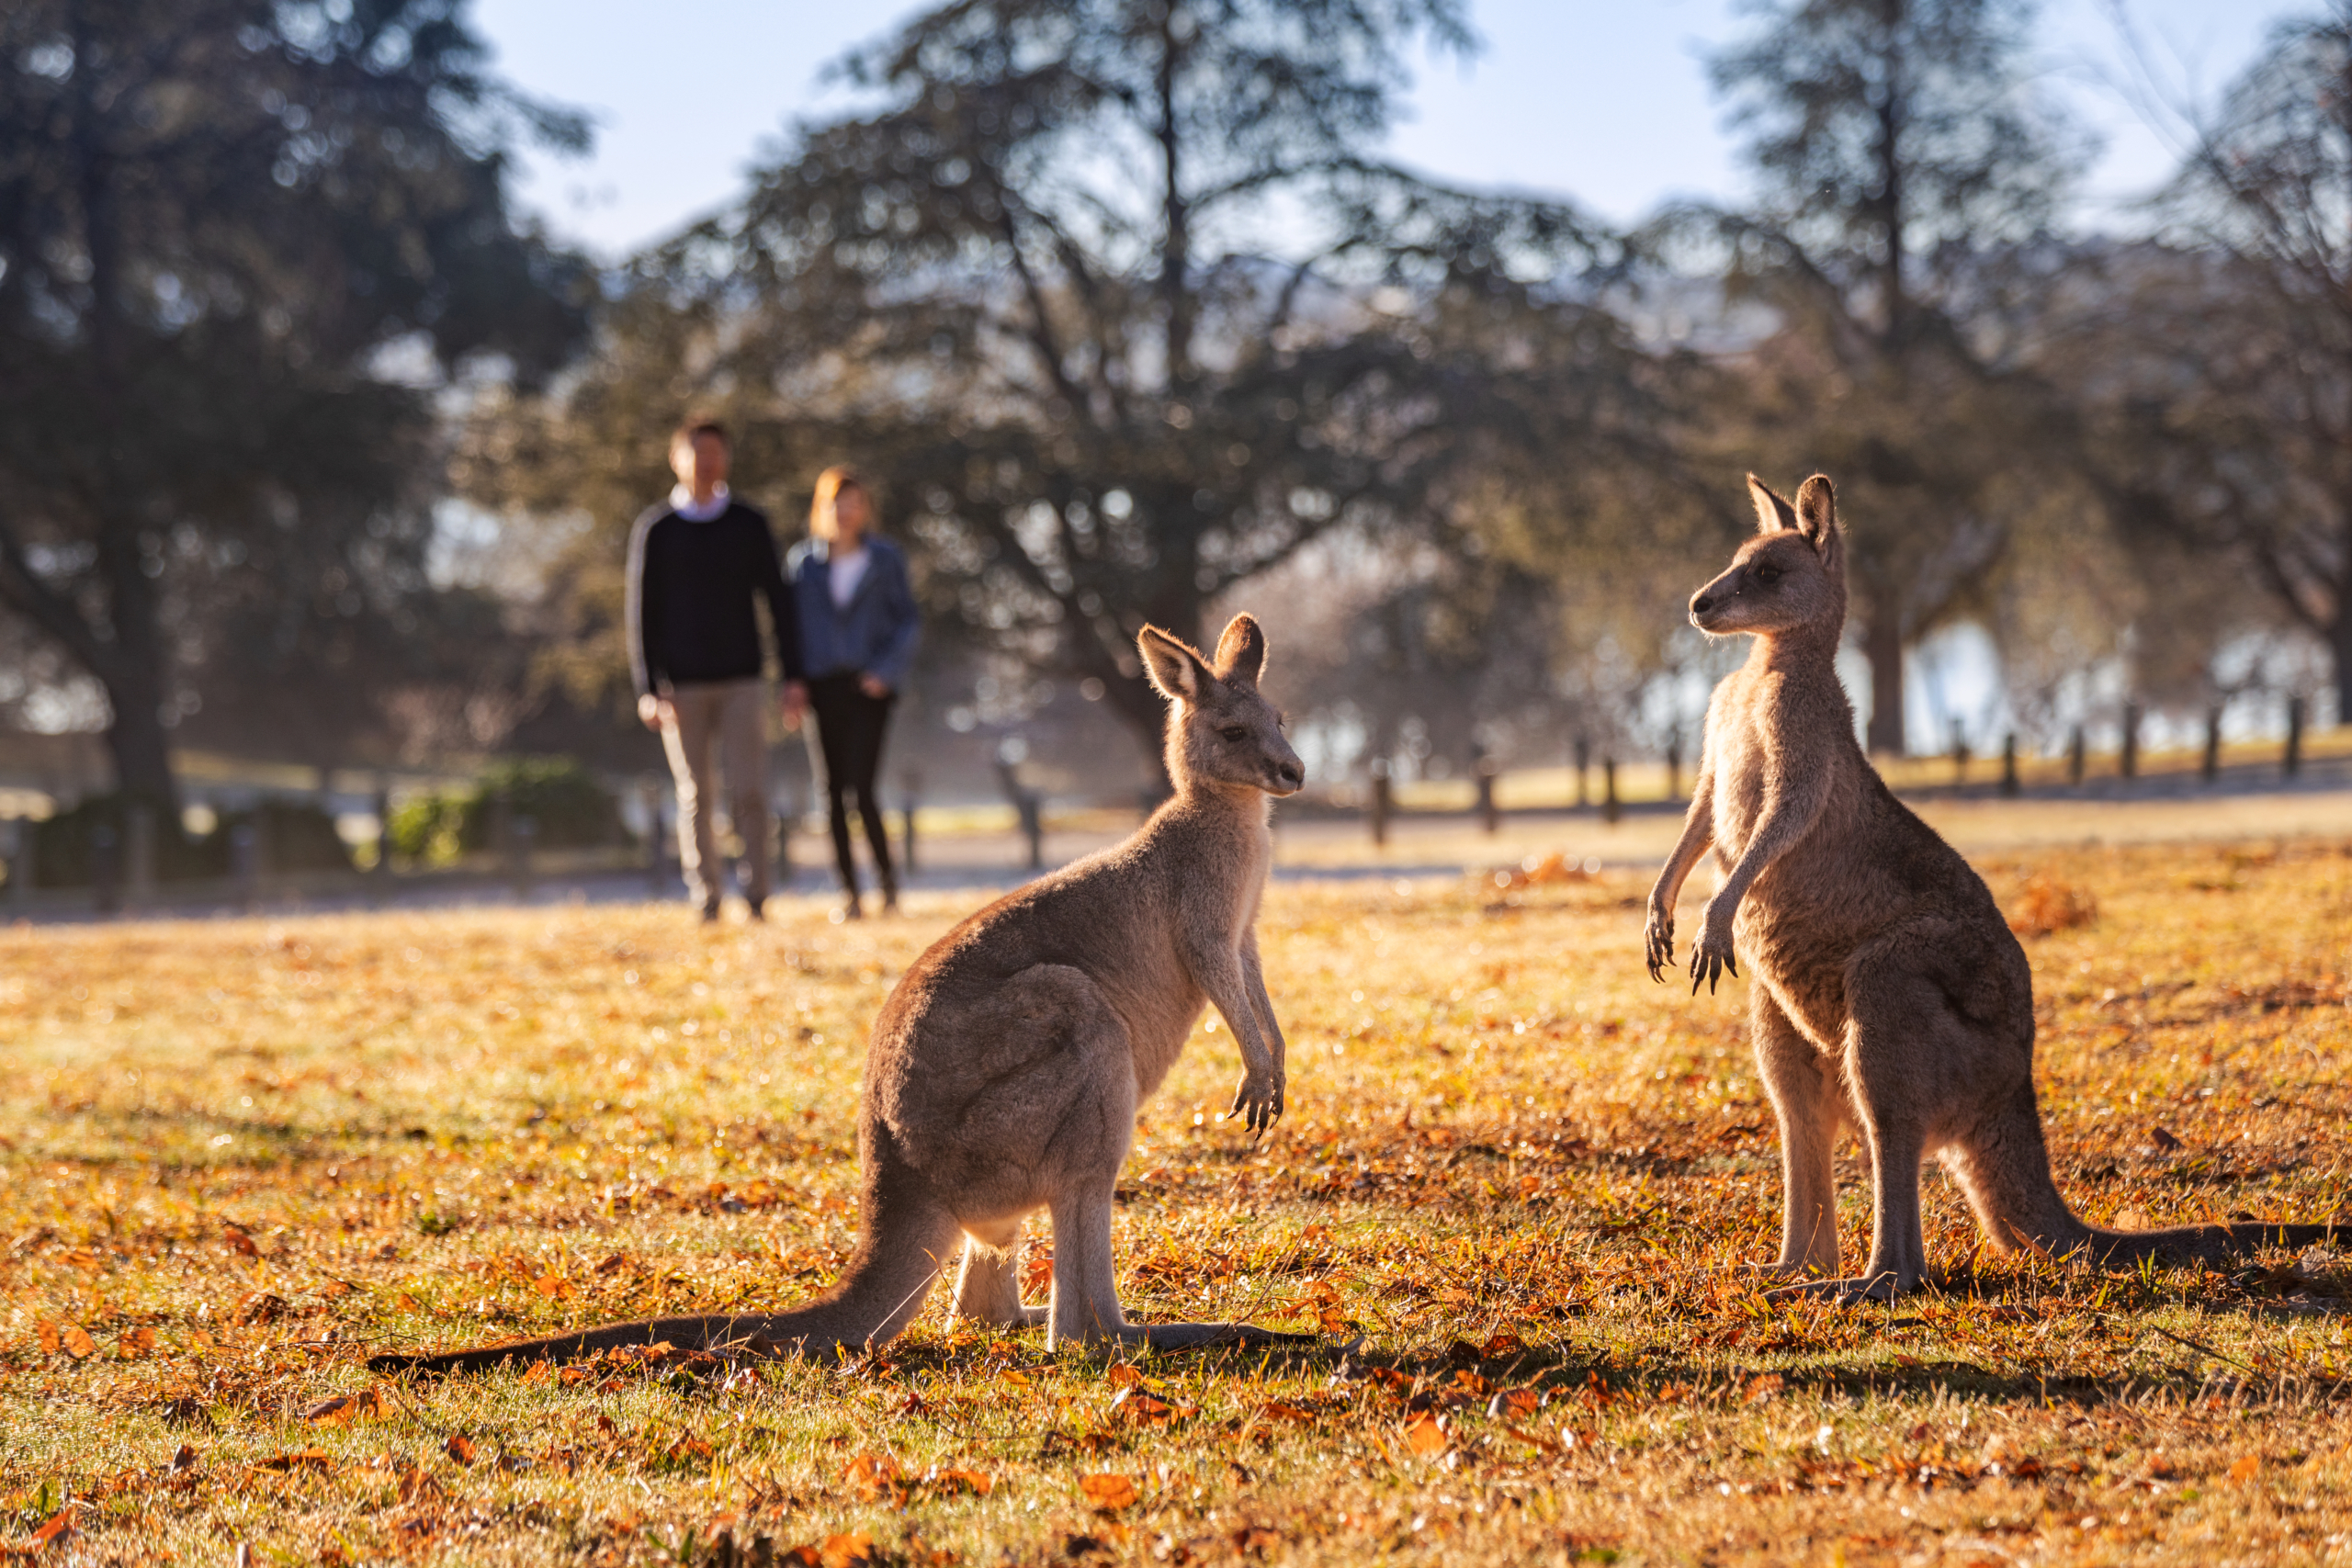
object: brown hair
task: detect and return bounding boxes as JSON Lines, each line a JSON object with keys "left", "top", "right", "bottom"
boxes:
{"left": 672, "top": 419, "right": 728, "bottom": 448}
{"left": 809, "top": 465, "right": 872, "bottom": 541}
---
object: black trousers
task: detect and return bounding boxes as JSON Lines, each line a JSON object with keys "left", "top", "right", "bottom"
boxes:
{"left": 807, "top": 672, "right": 897, "bottom": 896}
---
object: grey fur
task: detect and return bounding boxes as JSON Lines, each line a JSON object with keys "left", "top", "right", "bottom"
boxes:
{"left": 375, "top": 615, "right": 1307, "bottom": 1372}
{"left": 1645, "top": 473, "right": 2349, "bottom": 1303}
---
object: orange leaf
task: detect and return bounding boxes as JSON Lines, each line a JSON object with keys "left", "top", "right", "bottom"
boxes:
{"left": 257, "top": 1449, "right": 332, "bottom": 1471}
{"left": 36, "top": 1321, "right": 60, "bottom": 1355}
{"left": 120, "top": 1325, "right": 157, "bottom": 1358}
{"left": 171, "top": 1444, "right": 199, "bottom": 1472}
{"left": 1079, "top": 1472, "right": 1138, "bottom": 1511}
{"left": 844, "top": 1451, "right": 901, "bottom": 1500}
{"left": 517, "top": 1360, "right": 552, "bottom": 1387}
{"left": 224, "top": 1229, "right": 260, "bottom": 1258}
{"left": 444, "top": 1434, "right": 476, "bottom": 1467}
{"left": 1258, "top": 1400, "right": 1316, "bottom": 1423}
{"left": 1104, "top": 1363, "right": 1145, "bottom": 1388}
{"left": 2230, "top": 1455, "right": 2260, "bottom": 1483}
{"left": 1488, "top": 1388, "right": 1542, "bottom": 1420}
{"left": 999, "top": 1369, "right": 1032, "bottom": 1389}
{"left": 29, "top": 1512, "right": 72, "bottom": 1547}
{"left": 819, "top": 1529, "right": 875, "bottom": 1567}
{"left": 929, "top": 1466, "right": 993, "bottom": 1497}
{"left": 1405, "top": 1414, "right": 1448, "bottom": 1457}
{"left": 61, "top": 1324, "right": 96, "bottom": 1359}
{"left": 533, "top": 1271, "right": 574, "bottom": 1300}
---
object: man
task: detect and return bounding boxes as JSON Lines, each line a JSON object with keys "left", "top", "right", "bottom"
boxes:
{"left": 626, "top": 421, "right": 806, "bottom": 920}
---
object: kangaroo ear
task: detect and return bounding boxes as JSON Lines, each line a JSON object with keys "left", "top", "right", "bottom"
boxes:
{"left": 1794, "top": 473, "right": 1838, "bottom": 549}
{"left": 1212, "top": 614, "right": 1267, "bottom": 690}
{"left": 1137, "top": 626, "right": 1211, "bottom": 703}
{"left": 1747, "top": 474, "right": 1800, "bottom": 535}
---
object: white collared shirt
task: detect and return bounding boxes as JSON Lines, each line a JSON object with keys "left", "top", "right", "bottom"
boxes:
{"left": 670, "top": 481, "right": 731, "bottom": 522}
{"left": 828, "top": 543, "right": 869, "bottom": 607}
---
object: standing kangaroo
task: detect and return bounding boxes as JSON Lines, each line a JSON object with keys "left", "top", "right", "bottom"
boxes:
{"left": 376, "top": 615, "right": 1305, "bottom": 1371}
{"left": 1645, "top": 474, "right": 2350, "bottom": 1303}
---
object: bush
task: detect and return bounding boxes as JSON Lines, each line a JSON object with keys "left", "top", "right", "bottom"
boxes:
{"left": 27, "top": 795, "right": 353, "bottom": 886}
{"left": 389, "top": 757, "right": 622, "bottom": 867}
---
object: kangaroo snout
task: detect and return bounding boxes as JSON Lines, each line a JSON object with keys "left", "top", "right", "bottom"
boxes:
{"left": 1271, "top": 759, "right": 1305, "bottom": 794}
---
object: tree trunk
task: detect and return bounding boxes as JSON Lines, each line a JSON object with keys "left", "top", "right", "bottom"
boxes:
{"left": 2333, "top": 596, "right": 2352, "bottom": 729}
{"left": 1861, "top": 610, "right": 1906, "bottom": 757}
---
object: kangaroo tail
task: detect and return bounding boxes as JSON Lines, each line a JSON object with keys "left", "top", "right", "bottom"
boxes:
{"left": 370, "top": 1164, "right": 962, "bottom": 1376}
{"left": 2079, "top": 1221, "right": 2352, "bottom": 1269}
{"left": 1950, "top": 1081, "right": 2352, "bottom": 1269}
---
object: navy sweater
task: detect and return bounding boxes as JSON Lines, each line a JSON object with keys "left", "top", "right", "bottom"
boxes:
{"left": 625, "top": 502, "right": 805, "bottom": 695}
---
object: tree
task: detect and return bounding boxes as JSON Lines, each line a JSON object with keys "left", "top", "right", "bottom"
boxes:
{"left": 1697, "top": 0, "right": 2081, "bottom": 753}
{"left": 0, "top": 0, "right": 590, "bottom": 805}
{"left": 2086, "top": 6, "right": 2352, "bottom": 713}
{"left": 479, "top": 0, "right": 1673, "bottom": 774}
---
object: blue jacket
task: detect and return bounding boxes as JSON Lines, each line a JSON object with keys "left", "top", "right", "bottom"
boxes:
{"left": 787, "top": 534, "right": 921, "bottom": 688}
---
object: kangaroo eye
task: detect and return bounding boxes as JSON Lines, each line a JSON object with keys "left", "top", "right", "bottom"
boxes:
{"left": 1219, "top": 727, "right": 1248, "bottom": 742}
{"left": 1754, "top": 563, "right": 1782, "bottom": 585}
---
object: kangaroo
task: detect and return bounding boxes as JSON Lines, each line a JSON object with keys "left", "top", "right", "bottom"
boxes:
{"left": 1644, "top": 474, "right": 2351, "bottom": 1303}
{"left": 374, "top": 615, "right": 1307, "bottom": 1371}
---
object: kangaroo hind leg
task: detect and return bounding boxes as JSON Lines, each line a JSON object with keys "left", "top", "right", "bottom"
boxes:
{"left": 1751, "top": 987, "right": 1841, "bottom": 1281}
{"left": 950, "top": 1217, "right": 1046, "bottom": 1328}
{"left": 1768, "top": 964, "right": 1942, "bottom": 1304}
{"left": 1046, "top": 1186, "right": 1312, "bottom": 1353}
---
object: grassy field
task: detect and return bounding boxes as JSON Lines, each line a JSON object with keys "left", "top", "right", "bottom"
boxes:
{"left": 3, "top": 834, "right": 2350, "bottom": 1565}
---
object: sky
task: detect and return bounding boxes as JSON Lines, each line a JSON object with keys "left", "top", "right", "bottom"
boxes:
{"left": 471, "top": 0, "right": 2302, "bottom": 262}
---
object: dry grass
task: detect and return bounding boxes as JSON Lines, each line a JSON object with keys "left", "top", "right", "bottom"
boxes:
{"left": 4, "top": 837, "right": 2352, "bottom": 1564}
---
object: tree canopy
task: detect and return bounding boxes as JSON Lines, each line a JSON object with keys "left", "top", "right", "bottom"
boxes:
{"left": 0, "top": 0, "right": 591, "bottom": 802}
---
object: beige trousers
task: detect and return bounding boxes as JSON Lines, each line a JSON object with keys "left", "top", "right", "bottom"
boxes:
{"left": 659, "top": 679, "right": 771, "bottom": 908}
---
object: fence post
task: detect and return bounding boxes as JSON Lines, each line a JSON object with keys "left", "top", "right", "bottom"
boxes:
{"left": 2202, "top": 705, "right": 2223, "bottom": 784}
{"left": 509, "top": 814, "right": 537, "bottom": 901}
{"left": 1999, "top": 733, "right": 2019, "bottom": 797}
{"left": 1367, "top": 758, "right": 1391, "bottom": 847}
{"left": 1602, "top": 757, "right": 1621, "bottom": 826}
{"left": 232, "top": 820, "right": 259, "bottom": 912}
{"left": 898, "top": 767, "right": 922, "bottom": 876}
{"left": 2066, "top": 725, "right": 2086, "bottom": 786}
{"left": 2286, "top": 695, "right": 2305, "bottom": 778}
{"left": 92, "top": 821, "right": 120, "bottom": 916}
{"left": 2119, "top": 703, "right": 2140, "bottom": 780}
{"left": 1949, "top": 719, "right": 1970, "bottom": 786}
{"left": 1573, "top": 734, "right": 1589, "bottom": 809}
{"left": 5, "top": 818, "right": 30, "bottom": 911}
{"left": 1476, "top": 752, "right": 1501, "bottom": 835}
{"left": 126, "top": 803, "right": 155, "bottom": 913}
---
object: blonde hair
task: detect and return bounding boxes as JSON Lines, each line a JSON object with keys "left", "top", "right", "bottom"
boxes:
{"left": 808, "top": 465, "right": 872, "bottom": 541}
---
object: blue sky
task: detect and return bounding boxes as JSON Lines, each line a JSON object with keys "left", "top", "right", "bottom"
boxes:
{"left": 473, "top": 0, "right": 2300, "bottom": 261}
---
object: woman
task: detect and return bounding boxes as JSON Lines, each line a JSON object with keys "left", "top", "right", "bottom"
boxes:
{"left": 789, "top": 466, "right": 920, "bottom": 918}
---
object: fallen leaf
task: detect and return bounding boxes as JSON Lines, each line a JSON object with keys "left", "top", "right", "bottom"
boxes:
{"left": 171, "top": 1444, "right": 198, "bottom": 1472}
{"left": 1079, "top": 1472, "right": 1139, "bottom": 1511}
{"left": 845, "top": 1451, "right": 902, "bottom": 1500}
{"left": 1503, "top": 1424, "right": 1562, "bottom": 1453}
{"left": 819, "top": 1529, "right": 875, "bottom": 1567}
{"left": 517, "top": 1359, "right": 552, "bottom": 1386}
{"left": 533, "top": 1271, "right": 574, "bottom": 1300}
{"left": 444, "top": 1433, "right": 476, "bottom": 1467}
{"left": 36, "top": 1320, "right": 59, "bottom": 1355}
{"left": 2230, "top": 1455, "right": 2260, "bottom": 1483}
{"left": 28, "top": 1511, "right": 72, "bottom": 1550}
{"left": 1111, "top": 1389, "right": 1180, "bottom": 1426}
{"left": 1487, "top": 1387, "right": 1542, "bottom": 1420}
{"left": 1258, "top": 1400, "right": 1317, "bottom": 1423}
{"left": 1104, "top": 1363, "right": 1146, "bottom": 1388}
{"left": 1746, "top": 1373, "right": 1786, "bottom": 1403}
{"left": 119, "top": 1325, "right": 157, "bottom": 1359}
{"left": 60, "top": 1324, "right": 96, "bottom": 1359}
{"left": 223, "top": 1229, "right": 260, "bottom": 1259}
{"left": 232, "top": 1292, "right": 286, "bottom": 1326}
{"left": 256, "top": 1449, "right": 332, "bottom": 1472}
{"left": 929, "top": 1466, "right": 993, "bottom": 1496}
{"left": 1405, "top": 1413, "right": 1448, "bottom": 1457}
